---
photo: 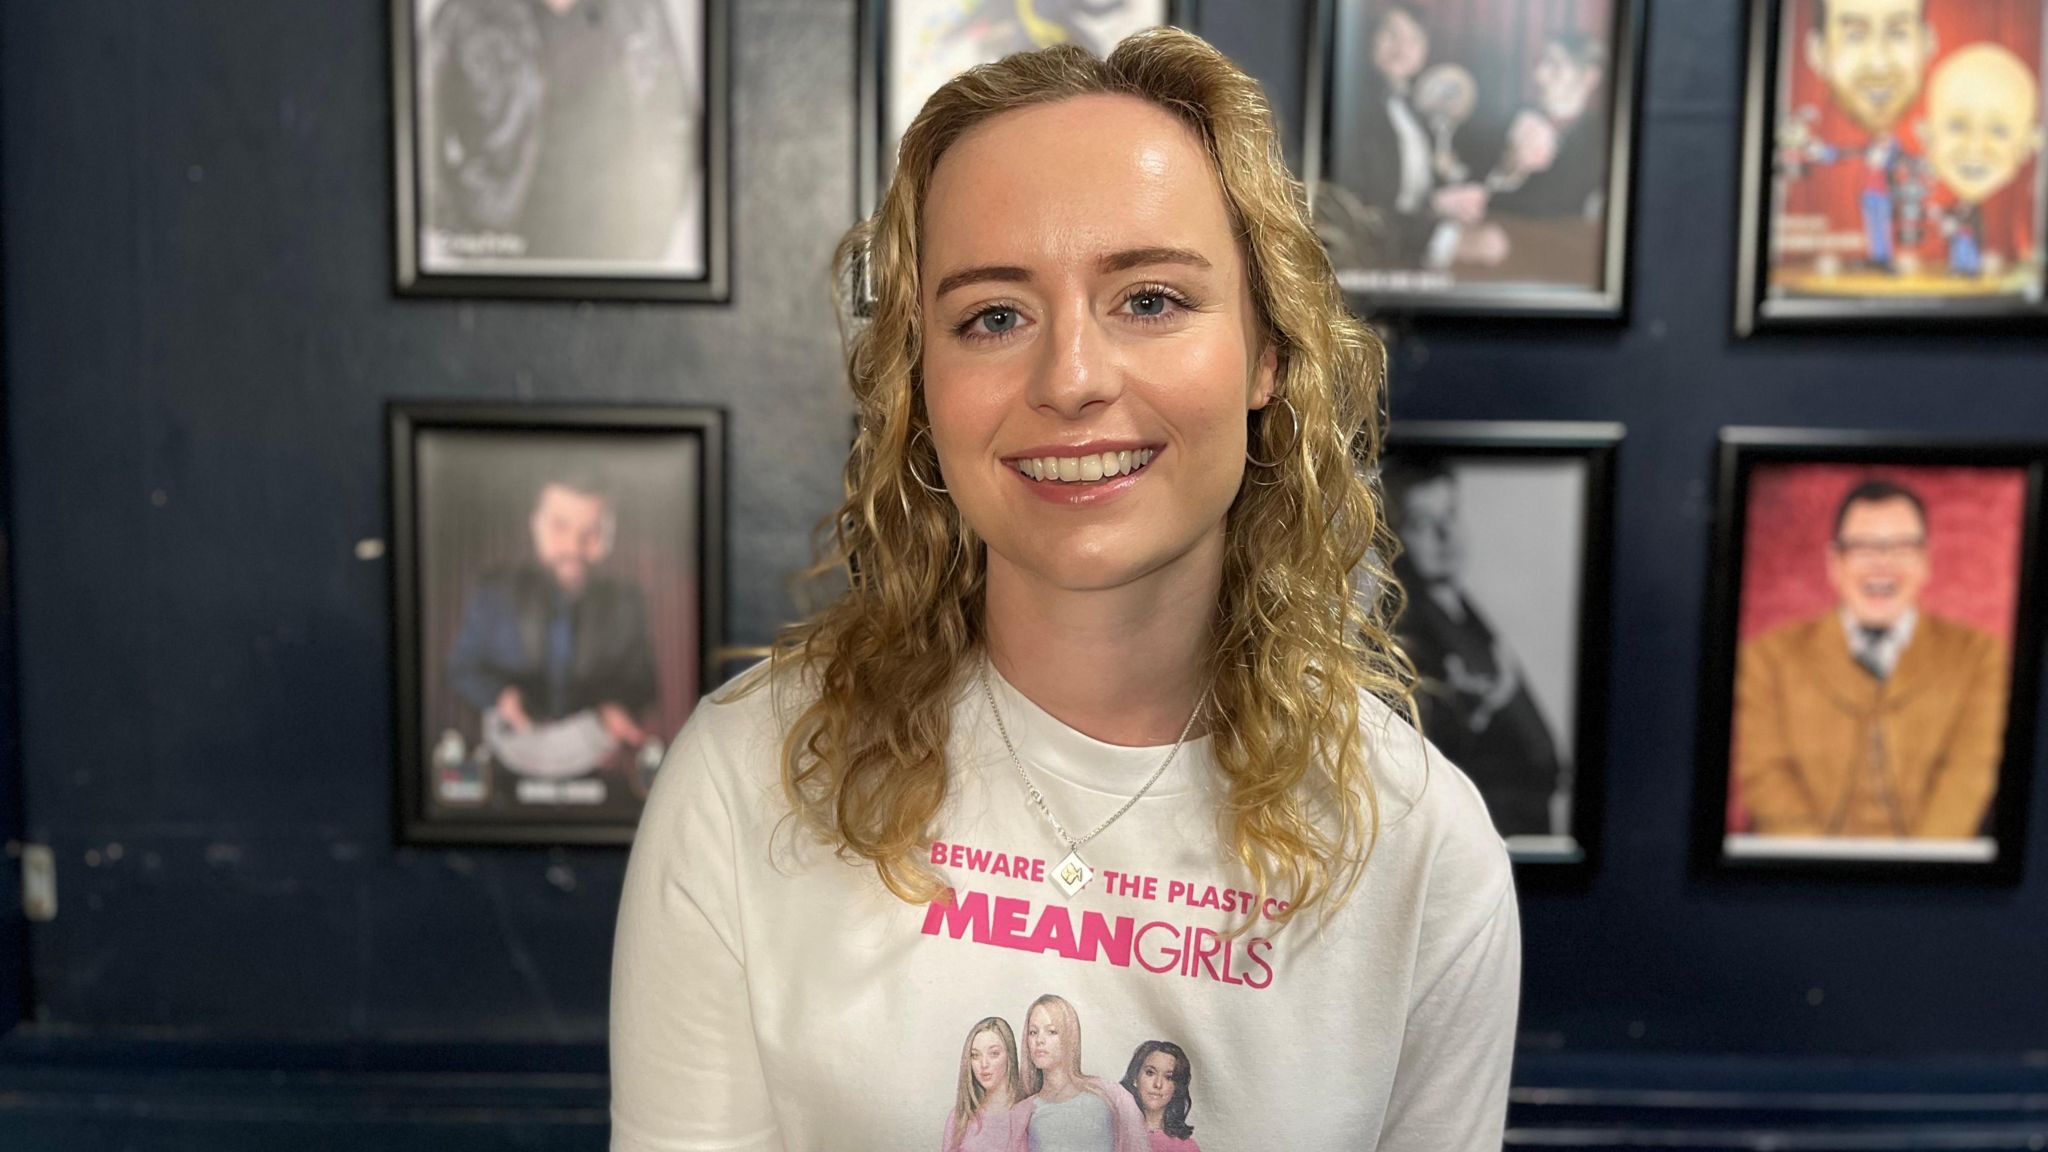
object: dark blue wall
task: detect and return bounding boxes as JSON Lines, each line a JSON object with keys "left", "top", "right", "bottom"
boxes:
{"left": 3, "top": 0, "right": 2046, "bottom": 1133}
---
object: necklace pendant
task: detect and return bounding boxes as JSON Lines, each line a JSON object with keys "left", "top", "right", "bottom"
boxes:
{"left": 1050, "top": 850, "right": 1094, "bottom": 899}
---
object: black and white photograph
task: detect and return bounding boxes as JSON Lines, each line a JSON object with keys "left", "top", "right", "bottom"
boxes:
{"left": 857, "top": 0, "right": 1186, "bottom": 216}
{"left": 1381, "top": 422, "right": 1618, "bottom": 866}
{"left": 393, "top": 0, "right": 729, "bottom": 299}
{"left": 1305, "top": 0, "right": 1643, "bottom": 317}
{"left": 390, "top": 403, "right": 726, "bottom": 845}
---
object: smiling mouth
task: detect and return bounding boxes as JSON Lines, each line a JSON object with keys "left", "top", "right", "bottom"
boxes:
{"left": 1012, "top": 448, "right": 1157, "bottom": 484}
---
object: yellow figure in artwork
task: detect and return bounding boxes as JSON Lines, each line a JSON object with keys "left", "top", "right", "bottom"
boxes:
{"left": 1017, "top": 0, "right": 1071, "bottom": 49}
{"left": 1923, "top": 44, "right": 2042, "bottom": 278}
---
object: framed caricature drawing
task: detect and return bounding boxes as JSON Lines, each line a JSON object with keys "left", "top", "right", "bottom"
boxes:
{"left": 1736, "top": 0, "right": 2047, "bottom": 332}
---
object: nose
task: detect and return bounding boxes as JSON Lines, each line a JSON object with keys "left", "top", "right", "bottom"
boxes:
{"left": 1024, "top": 301, "right": 1122, "bottom": 419}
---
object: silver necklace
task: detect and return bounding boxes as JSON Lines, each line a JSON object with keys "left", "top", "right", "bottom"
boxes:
{"left": 978, "top": 656, "right": 1208, "bottom": 899}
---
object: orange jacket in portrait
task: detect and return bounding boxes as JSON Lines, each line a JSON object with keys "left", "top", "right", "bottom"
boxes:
{"left": 1733, "top": 613, "right": 2007, "bottom": 838}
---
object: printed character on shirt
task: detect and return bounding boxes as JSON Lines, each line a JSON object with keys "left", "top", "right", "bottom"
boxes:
{"left": 1119, "top": 1041, "right": 1202, "bottom": 1152}
{"left": 944, "top": 1016, "right": 1031, "bottom": 1152}
{"left": 1018, "top": 995, "right": 1147, "bottom": 1152}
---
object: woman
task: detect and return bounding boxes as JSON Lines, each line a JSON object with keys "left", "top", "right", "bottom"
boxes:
{"left": 609, "top": 26, "right": 1518, "bottom": 1152}
{"left": 943, "top": 1017, "right": 1030, "bottom": 1152}
{"left": 1015, "top": 995, "right": 1145, "bottom": 1151}
{"left": 1119, "top": 1041, "right": 1199, "bottom": 1151}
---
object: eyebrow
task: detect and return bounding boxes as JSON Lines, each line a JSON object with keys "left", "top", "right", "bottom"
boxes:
{"left": 1099, "top": 246, "right": 1212, "bottom": 275}
{"left": 931, "top": 247, "right": 1214, "bottom": 300}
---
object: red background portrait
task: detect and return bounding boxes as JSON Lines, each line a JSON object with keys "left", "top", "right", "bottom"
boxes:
{"left": 1727, "top": 462, "right": 2028, "bottom": 831}
{"left": 1772, "top": 0, "right": 2045, "bottom": 275}
{"left": 1737, "top": 462, "right": 2026, "bottom": 643}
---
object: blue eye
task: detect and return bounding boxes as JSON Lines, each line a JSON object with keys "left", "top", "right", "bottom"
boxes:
{"left": 1131, "top": 292, "right": 1168, "bottom": 316}
{"left": 978, "top": 308, "right": 1018, "bottom": 334}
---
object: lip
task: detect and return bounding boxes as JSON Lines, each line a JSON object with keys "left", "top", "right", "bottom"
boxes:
{"left": 1001, "top": 438, "right": 1161, "bottom": 462}
{"left": 1010, "top": 447, "right": 1160, "bottom": 506}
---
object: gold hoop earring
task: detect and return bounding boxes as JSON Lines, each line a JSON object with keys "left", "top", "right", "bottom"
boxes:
{"left": 907, "top": 426, "right": 949, "bottom": 496}
{"left": 1245, "top": 396, "right": 1301, "bottom": 470}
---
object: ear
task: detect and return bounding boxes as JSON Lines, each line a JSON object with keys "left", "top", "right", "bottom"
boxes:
{"left": 1249, "top": 341, "right": 1280, "bottom": 410}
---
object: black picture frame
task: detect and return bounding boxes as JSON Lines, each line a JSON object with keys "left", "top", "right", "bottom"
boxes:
{"left": 1733, "top": 0, "right": 2048, "bottom": 335}
{"left": 389, "top": 402, "right": 727, "bottom": 847}
{"left": 1694, "top": 428, "right": 2044, "bottom": 882}
{"left": 391, "top": 0, "right": 731, "bottom": 302}
{"left": 1301, "top": 0, "right": 1646, "bottom": 320}
{"left": 1382, "top": 420, "right": 1621, "bottom": 879}
{"left": 855, "top": 0, "right": 1199, "bottom": 221}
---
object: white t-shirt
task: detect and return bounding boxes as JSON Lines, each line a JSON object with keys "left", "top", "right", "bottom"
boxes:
{"left": 610, "top": 665, "right": 1520, "bottom": 1151}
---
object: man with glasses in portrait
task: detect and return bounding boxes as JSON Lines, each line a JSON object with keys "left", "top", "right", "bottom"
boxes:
{"left": 1734, "top": 480, "right": 2008, "bottom": 840}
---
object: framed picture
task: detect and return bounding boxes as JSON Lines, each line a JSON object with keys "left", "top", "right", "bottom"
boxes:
{"left": 1381, "top": 421, "right": 1621, "bottom": 871}
{"left": 389, "top": 403, "right": 727, "bottom": 846}
{"left": 1302, "top": 0, "right": 1645, "bottom": 318}
{"left": 856, "top": 0, "right": 1195, "bottom": 218}
{"left": 1735, "top": 0, "right": 2048, "bottom": 334}
{"left": 1695, "top": 429, "right": 2044, "bottom": 880}
{"left": 391, "top": 0, "right": 730, "bottom": 301}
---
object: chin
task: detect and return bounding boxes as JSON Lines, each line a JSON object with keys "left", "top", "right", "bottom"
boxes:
{"left": 997, "top": 531, "right": 1190, "bottom": 593}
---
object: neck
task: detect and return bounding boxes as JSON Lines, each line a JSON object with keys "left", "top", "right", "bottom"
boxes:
{"left": 1145, "top": 1107, "right": 1165, "bottom": 1130}
{"left": 984, "top": 535, "right": 1220, "bottom": 746}
{"left": 979, "top": 1085, "right": 1012, "bottom": 1113}
{"left": 1039, "top": 1066, "right": 1075, "bottom": 1095}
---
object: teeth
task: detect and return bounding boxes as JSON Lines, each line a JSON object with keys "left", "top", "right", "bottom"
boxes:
{"left": 1016, "top": 449, "right": 1156, "bottom": 484}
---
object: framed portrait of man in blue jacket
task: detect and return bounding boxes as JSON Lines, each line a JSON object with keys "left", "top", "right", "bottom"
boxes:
{"left": 390, "top": 402, "right": 727, "bottom": 845}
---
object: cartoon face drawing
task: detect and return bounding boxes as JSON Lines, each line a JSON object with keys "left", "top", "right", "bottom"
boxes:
{"left": 1805, "top": 0, "right": 1936, "bottom": 132}
{"left": 1925, "top": 43, "right": 2042, "bottom": 205}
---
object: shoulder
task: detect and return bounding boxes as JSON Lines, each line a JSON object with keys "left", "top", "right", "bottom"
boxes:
{"left": 1921, "top": 614, "right": 2001, "bottom": 654}
{"left": 638, "top": 659, "right": 807, "bottom": 838}
{"left": 586, "top": 574, "right": 650, "bottom": 612}
{"left": 1743, "top": 614, "right": 1833, "bottom": 659}
{"left": 685, "top": 657, "right": 811, "bottom": 769}
{"left": 465, "top": 566, "right": 529, "bottom": 599}
{"left": 1354, "top": 690, "right": 1513, "bottom": 905}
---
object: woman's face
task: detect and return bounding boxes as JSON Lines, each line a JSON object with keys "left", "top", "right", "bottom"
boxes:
{"left": 969, "top": 1029, "right": 1010, "bottom": 1092}
{"left": 919, "top": 93, "right": 1276, "bottom": 601}
{"left": 1136, "top": 1051, "right": 1179, "bottom": 1115}
{"left": 1025, "top": 1005, "right": 1066, "bottom": 1070}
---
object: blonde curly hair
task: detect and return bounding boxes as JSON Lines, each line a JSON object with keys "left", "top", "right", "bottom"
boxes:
{"left": 767, "top": 26, "right": 1412, "bottom": 925}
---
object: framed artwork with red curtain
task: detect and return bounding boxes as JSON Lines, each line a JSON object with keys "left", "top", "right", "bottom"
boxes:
{"left": 1736, "top": 0, "right": 2048, "bottom": 333}
{"left": 1694, "top": 429, "right": 2045, "bottom": 881}
{"left": 390, "top": 403, "right": 727, "bottom": 845}
{"left": 1302, "top": 0, "right": 1645, "bottom": 318}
